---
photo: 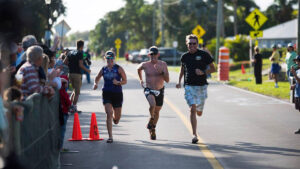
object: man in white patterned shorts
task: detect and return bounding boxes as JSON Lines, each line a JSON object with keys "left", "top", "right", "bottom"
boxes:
{"left": 176, "top": 34, "right": 216, "bottom": 144}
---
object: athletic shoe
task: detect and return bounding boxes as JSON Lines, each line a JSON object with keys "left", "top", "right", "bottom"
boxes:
{"left": 192, "top": 136, "right": 198, "bottom": 144}
{"left": 106, "top": 138, "right": 113, "bottom": 143}
{"left": 295, "top": 129, "right": 300, "bottom": 134}
{"left": 150, "top": 128, "right": 156, "bottom": 140}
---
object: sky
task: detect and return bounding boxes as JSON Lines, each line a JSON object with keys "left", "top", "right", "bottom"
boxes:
{"left": 56, "top": 0, "right": 275, "bottom": 35}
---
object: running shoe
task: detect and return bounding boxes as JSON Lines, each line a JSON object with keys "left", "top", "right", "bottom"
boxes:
{"left": 295, "top": 129, "right": 300, "bottom": 134}
{"left": 106, "top": 138, "right": 113, "bottom": 143}
{"left": 150, "top": 128, "right": 156, "bottom": 140}
{"left": 192, "top": 136, "right": 199, "bottom": 144}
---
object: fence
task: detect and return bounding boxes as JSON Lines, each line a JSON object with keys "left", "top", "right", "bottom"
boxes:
{"left": 8, "top": 91, "right": 60, "bottom": 169}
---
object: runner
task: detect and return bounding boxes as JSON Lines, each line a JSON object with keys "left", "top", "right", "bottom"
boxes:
{"left": 93, "top": 51, "right": 127, "bottom": 143}
{"left": 176, "top": 34, "right": 216, "bottom": 144}
{"left": 137, "top": 46, "right": 169, "bottom": 140}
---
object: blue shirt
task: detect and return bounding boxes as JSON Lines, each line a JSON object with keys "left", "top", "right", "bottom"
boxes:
{"left": 102, "top": 64, "right": 122, "bottom": 93}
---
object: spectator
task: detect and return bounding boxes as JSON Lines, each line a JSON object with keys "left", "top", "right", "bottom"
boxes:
{"left": 285, "top": 43, "right": 297, "bottom": 81}
{"left": 252, "top": 46, "right": 262, "bottom": 84}
{"left": 269, "top": 44, "right": 281, "bottom": 88}
{"left": 59, "top": 76, "right": 71, "bottom": 150}
{"left": 3, "top": 87, "right": 24, "bottom": 122}
{"left": 290, "top": 55, "right": 300, "bottom": 134}
{"left": 16, "top": 45, "right": 54, "bottom": 98}
{"left": 48, "top": 56, "right": 62, "bottom": 89}
{"left": 15, "top": 35, "right": 37, "bottom": 69}
{"left": 55, "top": 53, "right": 69, "bottom": 76}
{"left": 83, "top": 49, "right": 91, "bottom": 84}
{"left": 63, "top": 40, "right": 91, "bottom": 113}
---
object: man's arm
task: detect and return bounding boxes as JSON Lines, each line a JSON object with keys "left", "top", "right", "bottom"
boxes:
{"left": 137, "top": 63, "right": 144, "bottom": 88}
{"left": 206, "top": 62, "right": 216, "bottom": 74}
{"left": 176, "top": 65, "right": 184, "bottom": 88}
{"left": 162, "top": 62, "right": 169, "bottom": 83}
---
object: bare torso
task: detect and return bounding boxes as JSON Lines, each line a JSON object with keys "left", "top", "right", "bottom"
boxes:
{"left": 142, "top": 61, "right": 167, "bottom": 90}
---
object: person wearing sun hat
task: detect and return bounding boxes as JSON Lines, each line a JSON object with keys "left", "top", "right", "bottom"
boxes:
{"left": 93, "top": 51, "right": 127, "bottom": 143}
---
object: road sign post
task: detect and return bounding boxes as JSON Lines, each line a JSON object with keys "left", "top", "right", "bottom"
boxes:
{"left": 115, "top": 38, "right": 122, "bottom": 60}
{"left": 245, "top": 8, "right": 268, "bottom": 75}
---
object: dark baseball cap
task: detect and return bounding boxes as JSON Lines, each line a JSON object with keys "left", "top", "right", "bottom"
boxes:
{"left": 148, "top": 46, "right": 159, "bottom": 55}
{"left": 105, "top": 51, "right": 115, "bottom": 59}
{"left": 293, "top": 55, "right": 300, "bottom": 62}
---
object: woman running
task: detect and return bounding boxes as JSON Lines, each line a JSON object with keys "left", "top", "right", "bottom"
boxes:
{"left": 93, "top": 51, "right": 127, "bottom": 143}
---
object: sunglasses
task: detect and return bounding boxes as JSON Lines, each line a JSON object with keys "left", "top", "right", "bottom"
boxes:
{"left": 188, "top": 42, "right": 197, "bottom": 45}
{"left": 106, "top": 57, "right": 114, "bottom": 60}
{"left": 150, "top": 53, "right": 157, "bottom": 56}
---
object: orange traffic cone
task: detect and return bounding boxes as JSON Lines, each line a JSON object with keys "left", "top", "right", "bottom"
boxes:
{"left": 241, "top": 64, "right": 246, "bottom": 74}
{"left": 86, "top": 112, "right": 103, "bottom": 141}
{"left": 68, "top": 113, "right": 83, "bottom": 141}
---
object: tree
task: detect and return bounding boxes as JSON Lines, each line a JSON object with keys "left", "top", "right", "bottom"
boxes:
{"left": 264, "top": 0, "right": 298, "bottom": 29}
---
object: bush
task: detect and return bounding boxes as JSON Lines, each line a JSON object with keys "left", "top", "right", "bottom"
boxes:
{"left": 224, "top": 35, "right": 250, "bottom": 62}
{"left": 206, "top": 37, "right": 225, "bottom": 57}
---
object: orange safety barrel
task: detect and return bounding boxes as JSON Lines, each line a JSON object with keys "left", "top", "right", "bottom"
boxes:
{"left": 218, "top": 47, "right": 229, "bottom": 81}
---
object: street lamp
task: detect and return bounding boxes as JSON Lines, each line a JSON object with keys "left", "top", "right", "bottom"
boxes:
{"left": 45, "top": 0, "right": 51, "bottom": 47}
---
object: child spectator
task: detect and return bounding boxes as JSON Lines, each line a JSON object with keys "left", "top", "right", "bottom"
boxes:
{"left": 3, "top": 87, "right": 24, "bottom": 122}
{"left": 59, "top": 76, "right": 71, "bottom": 151}
{"left": 291, "top": 55, "right": 300, "bottom": 134}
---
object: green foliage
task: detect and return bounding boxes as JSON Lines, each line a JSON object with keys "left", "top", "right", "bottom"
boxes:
{"left": 0, "top": 0, "right": 65, "bottom": 42}
{"left": 224, "top": 35, "right": 249, "bottom": 62}
{"left": 64, "top": 31, "right": 89, "bottom": 47}
{"left": 206, "top": 37, "right": 225, "bottom": 57}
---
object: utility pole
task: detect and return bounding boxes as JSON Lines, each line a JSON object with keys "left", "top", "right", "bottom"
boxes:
{"left": 152, "top": 0, "right": 156, "bottom": 46}
{"left": 215, "top": 0, "right": 223, "bottom": 64}
{"left": 160, "top": 0, "right": 164, "bottom": 47}
{"left": 298, "top": 0, "right": 300, "bottom": 54}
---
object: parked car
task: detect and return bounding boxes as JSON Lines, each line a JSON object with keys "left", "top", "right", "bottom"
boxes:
{"left": 158, "top": 47, "right": 182, "bottom": 65}
{"left": 128, "top": 50, "right": 140, "bottom": 63}
{"left": 136, "top": 48, "right": 149, "bottom": 63}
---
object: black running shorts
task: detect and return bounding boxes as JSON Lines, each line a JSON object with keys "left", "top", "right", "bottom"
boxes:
{"left": 102, "top": 91, "right": 123, "bottom": 108}
{"left": 144, "top": 87, "right": 164, "bottom": 106}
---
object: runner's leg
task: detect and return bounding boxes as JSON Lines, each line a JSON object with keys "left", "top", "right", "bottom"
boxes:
{"left": 105, "top": 103, "right": 114, "bottom": 139}
{"left": 190, "top": 104, "right": 197, "bottom": 137}
{"left": 113, "top": 107, "right": 122, "bottom": 124}
{"left": 146, "top": 95, "right": 156, "bottom": 119}
{"left": 153, "top": 106, "right": 162, "bottom": 126}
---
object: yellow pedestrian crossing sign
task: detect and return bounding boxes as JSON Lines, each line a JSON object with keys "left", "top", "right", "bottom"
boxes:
{"left": 192, "top": 25, "right": 206, "bottom": 38}
{"left": 114, "top": 38, "right": 122, "bottom": 46}
{"left": 245, "top": 8, "right": 268, "bottom": 30}
{"left": 250, "top": 30, "right": 263, "bottom": 38}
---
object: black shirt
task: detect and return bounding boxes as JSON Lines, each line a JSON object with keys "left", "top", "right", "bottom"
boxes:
{"left": 68, "top": 50, "right": 83, "bottom": 74}
{"left": 181, "top": 49, "right": 214, "bottom": 86}
{"left": 253, "top": 53, "right": 262, "bottom": 68}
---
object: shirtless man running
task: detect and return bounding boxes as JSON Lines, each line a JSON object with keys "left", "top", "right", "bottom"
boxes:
{"left": 137, "top": 46, "right": 169, "bottom": 140}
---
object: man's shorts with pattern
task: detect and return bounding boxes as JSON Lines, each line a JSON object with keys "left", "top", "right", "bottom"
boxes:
{"left": 184, "top": 85, "right": 208, "bottom": 111}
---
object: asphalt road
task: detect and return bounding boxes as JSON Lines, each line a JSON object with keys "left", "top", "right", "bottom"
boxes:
{"left": 61, "top": 60, "right": 300, "bottom": 169}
